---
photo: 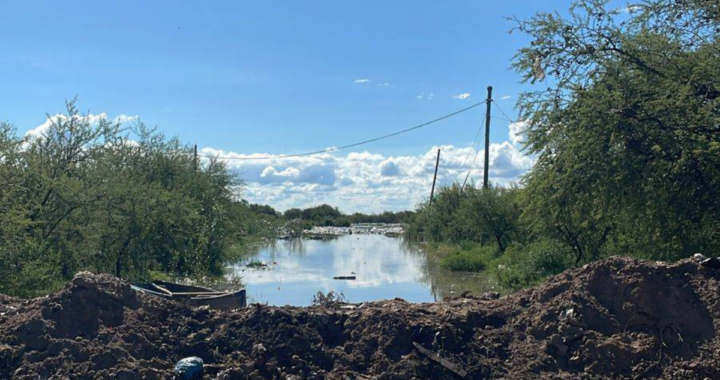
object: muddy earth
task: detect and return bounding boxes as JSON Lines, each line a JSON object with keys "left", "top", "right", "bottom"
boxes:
{"left": 1, "top": 256, "right": 719, "bottom": 379}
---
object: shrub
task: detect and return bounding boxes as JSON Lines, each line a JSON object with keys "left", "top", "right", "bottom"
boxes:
{"left": 440, "top": 244, "right": 496, "bottom": 272}
{"left": 495, "top": 239, "right": 574, "bottom": 289}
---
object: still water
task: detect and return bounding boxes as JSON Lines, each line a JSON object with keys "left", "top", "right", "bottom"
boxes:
{"left": 227, "top": 234, "right": 500, "bottom": 306}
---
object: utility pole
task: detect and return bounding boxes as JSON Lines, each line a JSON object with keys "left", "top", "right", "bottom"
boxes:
{"left": 193, "top": 144, "right": 198, "bottom": 171}
{"left": 483, "top": 86, "right": 493, "bottom": 189}
{"left": 429, "top": 148, "right": 441, "bottom": 202}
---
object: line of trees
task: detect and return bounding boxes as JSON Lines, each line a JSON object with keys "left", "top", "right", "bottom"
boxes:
{"left": 283, "top": 204, "right": 415, "bottom": 228}
{"left": 410, "top": 0, "right": 719, "bottom": 286}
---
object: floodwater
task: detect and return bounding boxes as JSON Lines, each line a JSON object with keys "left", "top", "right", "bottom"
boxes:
{"left": 227, "top": 234, "right": 501, "bottom": 306}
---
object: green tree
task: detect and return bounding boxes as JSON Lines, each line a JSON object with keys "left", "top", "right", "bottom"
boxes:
{"left": 0, "top": 102, "right": 244, "bottom": 296}
{"left": 514, "top": 0, "right": 719, "bottom": 261}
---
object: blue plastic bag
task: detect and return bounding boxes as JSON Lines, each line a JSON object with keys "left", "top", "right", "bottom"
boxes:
{"left": 174, "top": 357, "right": 204, "bottom": 380}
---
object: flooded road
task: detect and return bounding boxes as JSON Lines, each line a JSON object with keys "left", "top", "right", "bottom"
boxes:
{"left": 227, "top": 234, "right": 501, "bottom": 306}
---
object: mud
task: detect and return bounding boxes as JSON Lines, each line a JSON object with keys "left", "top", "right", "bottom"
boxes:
{"left": 1, "top": 257, "right": 719, "bottom": 379}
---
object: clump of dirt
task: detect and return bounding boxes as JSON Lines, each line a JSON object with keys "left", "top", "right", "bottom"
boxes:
{"left": 1, "top": 257, "right": 719, "bottom": 379}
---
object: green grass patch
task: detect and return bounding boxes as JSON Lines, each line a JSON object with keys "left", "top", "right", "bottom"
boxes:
{"left": 439, "top": 244, "right": 497, "bottom": 272}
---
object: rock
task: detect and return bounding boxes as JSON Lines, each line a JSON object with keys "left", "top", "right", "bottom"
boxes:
{"left": 251, "top": 343, "right": 267, "bottom": 358}
{"left": 547, "top": 334, "right": 568, "bottom": 357}
{"left": 174, "top": 357, "right": 204, "bottom": 380}
{"left": 559, "top": 324, "right": 584, "bottom": 342}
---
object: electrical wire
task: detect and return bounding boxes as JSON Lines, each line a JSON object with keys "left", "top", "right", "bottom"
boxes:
{"left": 460, "top": 114, "right": 486, "bottom": 190}
{"left": 201, "top": 100, "right": 487, "bottom": 160}
{"left": 446, "top": 114, "right": 484, "bottom": 185}
{"left": 492, "top": 100, "right": 518, "bottom": 124}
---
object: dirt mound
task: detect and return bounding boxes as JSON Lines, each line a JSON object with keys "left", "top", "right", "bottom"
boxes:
{"left": 1, "top": 257, "right": 719, "bottom": 379}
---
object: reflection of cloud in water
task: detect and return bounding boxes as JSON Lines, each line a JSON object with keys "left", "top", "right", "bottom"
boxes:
{"left": 228, "top": 235, "right": 430, "bottom": 305}
{"left": 232, "top": 235, "right": 425, "bottom": 288}
{"left": 227, "top": 234, "right": 501, "bottom": 306}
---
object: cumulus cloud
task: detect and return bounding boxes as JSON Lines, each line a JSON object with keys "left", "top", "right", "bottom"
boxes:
{"left": 354, "top": 78, "right": 370, "bottom": 83}
{"left": 25, "top": 113, "right": 138, "bottom": 140}
{"left": 452, "top": 93, "right": 471, "bottom": 100}
{"left": 379, "top": 159, "right": 402, "bottom": 177}
{"left": 509, "top": 120, "right": 528, "bottom": 146}
{"left": 205, "top": 141, "right": 534, "bottom": 213}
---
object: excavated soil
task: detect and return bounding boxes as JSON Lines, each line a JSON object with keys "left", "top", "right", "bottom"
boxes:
{"left": 1, "top": 256, "right": 720, "bottom": 380}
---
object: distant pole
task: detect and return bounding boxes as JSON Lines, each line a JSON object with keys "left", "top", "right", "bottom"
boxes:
{"left": 193, "top": 144, "right": 198, "bottom": 170}
{"left": 483, "top": 86, "right": 493, "bottom": 189}
{"left": 430, "top": 148, "right": 441, "bottom": 202}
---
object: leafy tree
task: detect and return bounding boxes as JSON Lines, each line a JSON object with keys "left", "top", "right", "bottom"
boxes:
{"left": 409, "top": 184, "right": 523, "bottom": 250}
{"left": 513, "top": 0, "right": 719, "bottom": 261}
{"left": 459, "top": 185, "right": 522, "bottom": 252}
{"left": 284, "top": 208, "right": 303, "bottom": 219}
{"left": 0, "top": 102, "right": 244, "bottom": 296}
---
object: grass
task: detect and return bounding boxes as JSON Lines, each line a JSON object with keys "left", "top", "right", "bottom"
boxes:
{"left": 147, "top": 270, "right": 174, "bottom": 282}
{"left": 425, "top": 238, "right": 575, "bottom": 290}
{"left": 440, "top": 244, "right": 497, "bottom": 272}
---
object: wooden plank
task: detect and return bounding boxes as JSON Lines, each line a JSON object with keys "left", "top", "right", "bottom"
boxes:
{"left": 413, "top": 342, "right": 467, "bottom": 378}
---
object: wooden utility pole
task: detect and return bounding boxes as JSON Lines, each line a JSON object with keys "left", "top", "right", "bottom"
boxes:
{"left": 429, "top": 148, "right": 441, "bottom": 202}
{"left": 193, "top": 144, "right": 198, "bottom": 170}
{"left": 483, "top": 86, "right": 493, "bottom": 189}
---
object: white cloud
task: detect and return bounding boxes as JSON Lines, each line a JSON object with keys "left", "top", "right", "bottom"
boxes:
{"left": 452, "top": 93, "right": 471, "bottom": 100}
{"left": 379, "top": 159, "right": 402, "bottom": 177}
{"left": 377, "top": 82, "right": 393, "bottom": 87}
{"left": 509, "top": 120, "right": 528, "bottom": 146}
{"left": 24, "top": 113, "right": 138, "bottom": 140}
{"left": 205, "top": 141, "right": 534, "bottom": 213}
{"left": 417, "top": 92, "right": 434, "bottom": 100}
{"left": 354, "top": 78, "right": 370, "bottom": 83}
{"left": 620, "top": 5, "right": 641, "bottom": 13}
{"left": 502, "top": 95, "right": 512, "bottom": 100}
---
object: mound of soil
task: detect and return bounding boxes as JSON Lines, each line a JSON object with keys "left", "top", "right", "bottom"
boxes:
{"left": 1, "top": 257, "right": 719, "bottom": 379}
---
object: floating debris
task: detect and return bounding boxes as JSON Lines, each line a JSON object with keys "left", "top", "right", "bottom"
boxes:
{"left": 304, "top": 223, "right": 405, "bottom": 237}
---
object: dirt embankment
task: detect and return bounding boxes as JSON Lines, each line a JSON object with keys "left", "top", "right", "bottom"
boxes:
{"left": 1, "top": 257, "right": 719, "bottom": 380}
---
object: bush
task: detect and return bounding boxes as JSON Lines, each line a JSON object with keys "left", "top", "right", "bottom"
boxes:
{"left": 440, "top": 244, "right": 496, "bottom": 272}
{"left": 495, "top": 239, "right": 574, "bottom": 289}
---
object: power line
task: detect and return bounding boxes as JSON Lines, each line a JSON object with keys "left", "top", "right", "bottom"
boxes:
{"left": 461, "top": 114, "right": 486, "bottom": 190}
{"left": 447, "top": 113, "right": 485, "bottom": 185}
{"left": 459, "top": 101, "right": 521, "bottom": 189}
{"left": 492, "top": 100, "right": 518, "bottom": 124}
{"left": 492, "top": 115, "right": 515, "bottom": 123}
{"left": 202, "top": 100, "right": 487, "bottom": 160}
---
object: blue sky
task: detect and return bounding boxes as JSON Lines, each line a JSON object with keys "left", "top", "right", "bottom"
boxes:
{"left": 2, "top": 1, "right": 577, "bottom": 212}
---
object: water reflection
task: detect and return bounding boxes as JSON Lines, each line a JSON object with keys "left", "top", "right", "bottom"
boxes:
{"left": 227, "top": 234, "right": 500, "bottom": 306}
